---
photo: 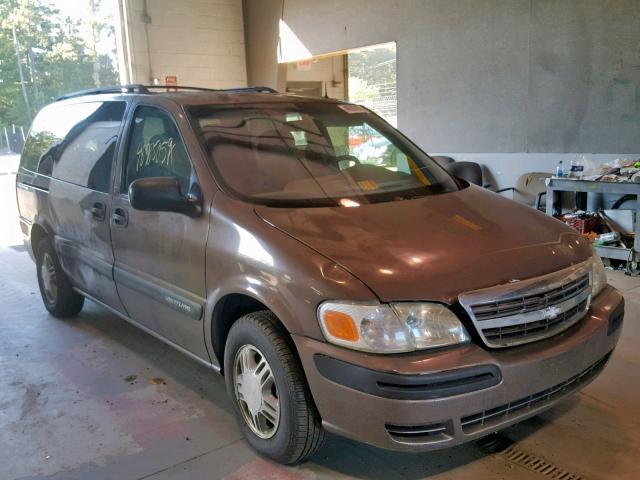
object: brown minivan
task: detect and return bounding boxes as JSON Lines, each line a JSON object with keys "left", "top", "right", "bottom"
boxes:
{"left": 16, "top": 85, "right": 623, "bottom": 464}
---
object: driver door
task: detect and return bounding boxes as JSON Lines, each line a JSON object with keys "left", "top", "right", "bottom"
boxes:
{"left": 110, "top": 105, "right": 209, "bottom": 359}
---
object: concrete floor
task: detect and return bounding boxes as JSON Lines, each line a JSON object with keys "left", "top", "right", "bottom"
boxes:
{"left": 1, "top": 249, "right": 639, "bottom": 479}
{"left": 0, "top": 160, "right": 639, "bottom": 479}
{"left": 0, "top": 155, "right": 21, "bottom": 247}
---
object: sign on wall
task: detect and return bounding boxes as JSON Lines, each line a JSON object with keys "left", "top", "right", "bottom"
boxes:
{"left": 296, "top": 59, "right": 312, "bottom": 71}
{"left": 165, "top": 75, "right": 178, "bottom": 91}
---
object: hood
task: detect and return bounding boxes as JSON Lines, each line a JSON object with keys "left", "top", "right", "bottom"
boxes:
{"left": 255, "top": 186, "right": 592, "bottom": 303}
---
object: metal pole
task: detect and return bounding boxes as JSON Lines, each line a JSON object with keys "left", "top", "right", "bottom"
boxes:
{"left": 4, "top": 127, "right": 10, "bottom": 151}
{"left": 634, "top": 195, "right": 640, "bottom": 263}
{"left": 20, "top": 126, "right": 25, "bottom": 141}
{"left": 12, "top": 27, "right": 32, "bottom": 123}
{"left": 142, "top": 0, "right": 154, "bottom": 84}
{"left": 26, "top": 45, "right": 40, "bottom": 108}
{"left": 89, "top": 0, "right": 101, "bottom": 87}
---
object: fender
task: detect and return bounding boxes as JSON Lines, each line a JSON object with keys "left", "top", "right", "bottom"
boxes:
{"left": 203, "top": 193, "right": 378, "bottom": 367}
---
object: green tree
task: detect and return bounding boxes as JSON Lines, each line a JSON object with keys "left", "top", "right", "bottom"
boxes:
{"left": 348, "top": 47, "right": 397, "bottom": 87}
{"left": 0, "top": 0, "right": 118, "bottom": 127}
{"left": 348, "top": 46, "right": 397, "bottom": 125}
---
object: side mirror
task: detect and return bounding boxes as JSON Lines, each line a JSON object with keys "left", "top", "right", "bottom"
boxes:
{"left": 128, "top": 177, "right": 202, "bottom": 217}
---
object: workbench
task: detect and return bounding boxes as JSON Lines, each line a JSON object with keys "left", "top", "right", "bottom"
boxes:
{"left": 545, "top": 177, "right": 640, "bottom": 263}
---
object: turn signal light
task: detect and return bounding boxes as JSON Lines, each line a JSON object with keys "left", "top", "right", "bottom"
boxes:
{"left": 323, "top": 310, "right": 359, "bottom": 341}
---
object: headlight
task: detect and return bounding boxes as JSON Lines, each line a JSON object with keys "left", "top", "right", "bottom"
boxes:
{"left": 317, "top": 301, "right": 470, "bottom": 353}
{"left": 589, "top": 250, "right": 607, "bottom": 298}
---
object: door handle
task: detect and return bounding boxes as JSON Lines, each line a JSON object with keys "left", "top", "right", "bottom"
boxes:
{"left": 90, "top": 202, "right": 106, "bottom": 221}
{"left": 111, "top": 208, "right": 128, "bottom": 227}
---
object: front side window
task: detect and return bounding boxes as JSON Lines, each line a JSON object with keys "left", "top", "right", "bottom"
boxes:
{"left": 188, "top": 102, "right": 458, "bottom": 207}
{"left": 123, "top": 106, "right": 193, "bottom": 195}
{"left": 21, "top": 101, "right": 125, "bottom": 192}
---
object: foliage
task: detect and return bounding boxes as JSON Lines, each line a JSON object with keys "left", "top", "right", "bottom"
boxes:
{"left": 348, "top": 46, "right": 397, "bottom": 125}
{"left": 348, "top": 77, "right": 380, "bottom": 104}
{"left": 0, "top": 0, "right": 118, "bottom": 126}
{"left": 348, "top": 46, "right": 397, "bottom": 88}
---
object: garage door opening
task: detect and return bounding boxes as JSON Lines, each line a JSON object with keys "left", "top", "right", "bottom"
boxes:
{"left": 280, "top": 42, "right": 397, "bottom": 127}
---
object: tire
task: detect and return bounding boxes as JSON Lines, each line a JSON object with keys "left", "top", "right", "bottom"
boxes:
{"left": 224, "top": 311, "right": 325, "bottom": 464}
{"left": 35, "top": 237, "right": 84, "bottom": 318}
{"left": 627, "top": 261, "right": 640, "bottom": 276}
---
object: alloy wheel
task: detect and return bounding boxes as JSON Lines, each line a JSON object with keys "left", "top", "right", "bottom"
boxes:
{"left": 41, "top": 253, "right": 58, "bottom": 304}
{"left": 233, "top": 344, "right": 280, "bottom": 439}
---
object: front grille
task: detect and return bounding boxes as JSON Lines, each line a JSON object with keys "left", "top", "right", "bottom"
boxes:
{"left": 471, "top": 274, "right": 590, "bottom": 321}
{"left": 461, "top": 352, "right": 611, "bottom": 433}
{"left": 458, "top": 263, "right": 592, "bottom": 348}
{"left": 482, "top": 299, "right": 589, "bottom": 344}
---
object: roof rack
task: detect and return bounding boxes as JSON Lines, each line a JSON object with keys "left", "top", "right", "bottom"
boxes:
{"left": 56, "top": 84, "right": 150, "bottom": 101}
{"left": 56, "top": 84, "right": 278, "bottom": 101}
{"left": 144, "top": 85, "right": 218, "bottom": 93}
{"left": 219, "top": 86, "right": 278, "bottom": 94}
{"left": 144, "top": 85, "right": 277, "bottom": 94}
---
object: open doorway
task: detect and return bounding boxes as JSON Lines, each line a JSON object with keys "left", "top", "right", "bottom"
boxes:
{"left": 347, "top": 43, "right": 397, "bottom": 126}
{"left": 285, "top": 56, "right": 346, "bottom": 99}
{"left": 281, "top": 42, "right": 397, "bottom": 126}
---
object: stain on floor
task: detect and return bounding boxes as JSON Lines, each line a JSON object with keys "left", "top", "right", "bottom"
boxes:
{"left": 1, "top": 247, "right": 639, "bottom": 480}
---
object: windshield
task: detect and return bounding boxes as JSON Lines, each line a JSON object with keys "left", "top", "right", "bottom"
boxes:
{"left": 188, "top": 102, "right": 459, "bottom": 207}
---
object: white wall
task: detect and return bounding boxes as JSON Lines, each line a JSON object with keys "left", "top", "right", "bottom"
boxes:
{"left": 121, "top": 0, "right": 247, "bottom": 88}
{"left": 244, "top": 0, "right": 640, "bottom": 188}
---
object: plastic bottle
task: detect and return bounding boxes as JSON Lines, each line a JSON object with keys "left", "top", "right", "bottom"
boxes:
{"left": 569, "top": 159, "right": 584, "bottom": 179}
{"left": 576, "top": 157, "right": 584, "bottom": 179}
{"left": 556, "top": 160, "right": 564, "bottom": 178}
{"left": 594, "top": 232, "right": 620, "bottom": 245}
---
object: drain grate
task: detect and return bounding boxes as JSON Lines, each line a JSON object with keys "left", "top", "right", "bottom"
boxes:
{"left": 502, "top": 446, "right": 583, "bottom": 480}
{"left": 476, "top": 434, "right": 585, "bottom": 480}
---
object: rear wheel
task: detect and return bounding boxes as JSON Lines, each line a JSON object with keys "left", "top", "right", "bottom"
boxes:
{"left": 36, "top": 237, "right": 84, "bottom": 317}
{"left": 224, "top": 311, "right": 325, "bottom": 464}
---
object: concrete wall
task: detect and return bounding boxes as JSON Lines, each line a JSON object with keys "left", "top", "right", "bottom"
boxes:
{"left": 244, "top": 0, "right": 640, "bottom": 187}
{"left": 243, "top": 0, "right": 282, "bottom": 88}
{"left": 285, "top": 56, "right": 346, "bottom": 99}
{"left": 121, "top": 0, "right": 247, "bottom": 88}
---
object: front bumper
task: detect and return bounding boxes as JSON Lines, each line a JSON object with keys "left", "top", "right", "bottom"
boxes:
{"left": 293, "top": 286, "right": 624, "bottom": 451}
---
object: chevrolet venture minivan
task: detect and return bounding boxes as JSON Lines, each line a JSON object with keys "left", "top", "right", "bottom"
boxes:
{"left": 16, "top": 85, "right": 624, "bottom": 464}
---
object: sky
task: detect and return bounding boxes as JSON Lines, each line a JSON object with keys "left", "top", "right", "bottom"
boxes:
{"left": 48, "top": 0, "right": 119, "bottom": 59}
{"left": 49, "top": 0, "right": 117, "bottom": 19}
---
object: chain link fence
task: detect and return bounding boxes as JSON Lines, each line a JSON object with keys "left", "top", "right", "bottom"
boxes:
{"left": 348, "top": 45, "right": 398, "bottom": 127}
{"left": 363, "top": 81, "right": 397, "bottom": 127}
{"left": 0, "top": 125, "right": 26, "bottom": 154}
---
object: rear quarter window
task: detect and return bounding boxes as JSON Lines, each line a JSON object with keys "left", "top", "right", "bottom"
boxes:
{"left": 21, "top": 101, "right": 126, "bottom": 193}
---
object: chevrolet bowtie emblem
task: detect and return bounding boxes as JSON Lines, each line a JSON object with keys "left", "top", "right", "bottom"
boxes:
{"left": 541, "top": 305, "right": 562, "bottom": 320}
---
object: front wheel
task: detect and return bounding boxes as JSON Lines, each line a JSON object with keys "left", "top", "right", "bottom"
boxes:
{"left": 224, "top": 311, "right": 325, "bottom": 464}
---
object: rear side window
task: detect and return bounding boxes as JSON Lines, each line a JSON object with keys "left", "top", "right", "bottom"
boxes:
{"left": 21, "top": 101, "right": 126, "bottom": 193}
{"left": 122, "top": 106, "right": 193, "bottom": 195}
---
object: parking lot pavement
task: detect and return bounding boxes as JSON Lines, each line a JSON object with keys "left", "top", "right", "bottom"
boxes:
{"left": 0, "top": 153, "right": 19, "bottom": 174}
{"left": 0, "top": 154, "right": 21, "bottom": 248}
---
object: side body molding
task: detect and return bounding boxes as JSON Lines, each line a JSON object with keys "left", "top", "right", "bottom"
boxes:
{"left": 114, "top": 266, "right": 204, "bottom": 321}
